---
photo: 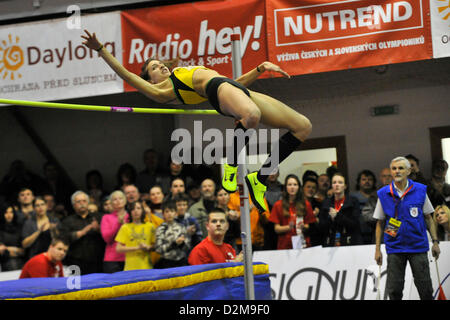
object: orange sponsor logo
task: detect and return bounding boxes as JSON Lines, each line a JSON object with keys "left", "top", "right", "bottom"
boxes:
{"left": 0, "top": 34, "right": 24, "bottom": 80}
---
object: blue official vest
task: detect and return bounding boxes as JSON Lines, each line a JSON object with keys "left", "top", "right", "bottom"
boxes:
{"left": 377, "top": 180, "right": 429, "bottom": 254}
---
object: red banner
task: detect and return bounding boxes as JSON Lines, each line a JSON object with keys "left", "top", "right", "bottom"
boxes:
{"left": 120, "top": 0, "right": 267, "bottom": 92}
{"left": 266, "top": 0, "right": 432, "bottom": 75}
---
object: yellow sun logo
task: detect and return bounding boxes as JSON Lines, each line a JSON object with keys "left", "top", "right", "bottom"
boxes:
{"left": 436, "top": 0, "right": 450, "bottom": 21}
{"left": 0, "top": 34, "right": 24, "bottom": 80}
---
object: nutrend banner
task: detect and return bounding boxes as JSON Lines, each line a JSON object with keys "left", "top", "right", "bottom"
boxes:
{"left": 430, "top": 0, "right": 450, "bottom": 58}
{"left": 120, "top": 0, "right": 267, "bottom": 92}
{"left": 0, "top": 12, "right": 123, "bottom": 101}
{"left": 266, "top": 0, "right": 433, "bottom": 75}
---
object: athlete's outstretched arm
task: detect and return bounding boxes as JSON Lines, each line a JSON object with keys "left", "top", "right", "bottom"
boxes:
{"left": 81, "top": 30, "right": 169, "bottom": 103}
{"left": 235, "top": 61, "right": 290, "bottom": 87}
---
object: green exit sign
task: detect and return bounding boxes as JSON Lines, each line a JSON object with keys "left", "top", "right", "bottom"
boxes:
{"left": 371, "top": 105, "right": 399, "bottom": 116}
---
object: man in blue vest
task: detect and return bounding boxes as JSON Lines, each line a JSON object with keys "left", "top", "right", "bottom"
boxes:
{"left": 373, "top": 156, "right": 440, "bottom": 300}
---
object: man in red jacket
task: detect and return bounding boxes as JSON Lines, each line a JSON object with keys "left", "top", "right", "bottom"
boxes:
{"left": 20, "top": 238, "right": 69, "bottom": 279}
{"left": 188, "top": 208, "right": 242, "bottom": 265}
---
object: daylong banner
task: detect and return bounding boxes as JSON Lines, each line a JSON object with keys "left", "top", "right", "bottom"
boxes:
{"left": 265, "top": 0, "right": 433, "bottom": 75}
{"left": 253, "top": 242, "right": 450, "bottom": 300}
{"left": 0, "top": 12, "right": 123, "bottom": 101}
{"left": 120, "top": 0, "right": 268, "bottom": 92}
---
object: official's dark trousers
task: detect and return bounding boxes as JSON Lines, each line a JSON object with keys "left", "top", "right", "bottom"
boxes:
{"left": 386, "top": 252, "right": 433, "bottom": 300}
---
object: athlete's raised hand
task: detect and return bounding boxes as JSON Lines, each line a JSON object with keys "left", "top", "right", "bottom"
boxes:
{"left": 259, "top": 61, "right": 290, "bottom": 79}
{"left": 81, "top": 30, "right": 103, "bottom": 51}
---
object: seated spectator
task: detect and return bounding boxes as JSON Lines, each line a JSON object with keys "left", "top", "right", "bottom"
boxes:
{"left": 215, "top": 188, "right": 240, "bottom": 250}
{"left": 15, "top": 187, "right": 36, "bottom": 226}
{"left": 22, "top": 196, "right": 60, "bottom": 261}
{"left": 228, "top": 190, "right": 270, "bottom": 252}
{"left": 59, "top": 191, "right": 105, "bottom": 275}
{"left": 427, "top": 159, "right": 450, "bottom": 207}
{"left": 350, "top": 170, "right": 377, "bottom": 244}
{"left": 405, "top": 154, "right": 428, "bottom": 185}
{"left": 174, "top": 193, "right": 202, "bottom": 250}
{"left": 0, "top": 203, "right": 25, "bottom": 271}
{"left": 318, "top": 173, "right": 362, "bottom": 247}
{"left": 269, "top": 174, "right": 318, "bottom": 249}
{"left": 19, "top": 237, "right": 69, "bottom": 279}
{"left": 189, "top": 178, "right": 217, "bottom": 238}
{"left": 115, "top": 201, "right": 156, "bottom": 271}
{"left": 148, "top": 185, "right": 165, "bottom": 219}
{"left": 100, "top": 190, "right": 129, "bottom": 273}
{"left": 85, "top": 169, "right": 108, "bottom": 207}
{"left": 433, "top": 205, "right": 450, "bottom": 241}
{"left": 154, "top": 201, "right": 190, "bottom": 268}
{"left": 188, "top": 208, "right": 243, "bottom": 265}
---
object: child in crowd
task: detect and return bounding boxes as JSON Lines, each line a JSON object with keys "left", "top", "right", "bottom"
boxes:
{"left": 154, "top": 200, "right": 190, "bottom": 268}
{"left": 173, "top": 193, "right": 202, "bottom": 249}
{"left": 115, "top": 201, "right": 156, "bottom": 271}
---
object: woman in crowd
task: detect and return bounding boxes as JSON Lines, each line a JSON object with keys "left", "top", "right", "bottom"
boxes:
{"left": 269, "top": 174, "right": 317, "bottom": 249}
{"left": 0, "top": 204, "right": 25, "bottom": 271}
{"left": 115, "top": 201, "right": 156, "bottom": 270}
{"left": 22, "top": 196, "right": 60, "bottom": 260}
{"left": 433, "top": 204, "right": 450, "bottom": 241}
{"left": 318, "top": 172, "right": 362, "bottom": 247}
{"left": 100, "top": 190, "right": 129, "bottom": 273}
{"left": 148, "top": 185, "right": 165, "bottom": 219}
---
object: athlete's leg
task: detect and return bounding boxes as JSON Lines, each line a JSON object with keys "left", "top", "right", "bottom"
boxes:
{"left": 249, "top": 90, "right": 312, "bottom": 142}
{"left": 245, "top": 91, "right": 312, "bottom": 212}
{"left": 216, "top": 82, "right": 261, "bottom": 128}
{"left": 215, "top": 82, "right": 262, "bottom": 193}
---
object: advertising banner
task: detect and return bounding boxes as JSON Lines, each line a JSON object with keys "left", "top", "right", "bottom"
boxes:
{"left": 430, "top": 0, "right": 450, "bottom": 58}
{"left": 253, "top": 242, "right": 450, "bottom": 300}
{"left": 0, "top": 12, "right": 123, "bottom": 101}
{"left": 120, "top": 0, "right": 267, "bottom": 92}
{"left": 266, "top": 0, "right": 433, "bottom": 75}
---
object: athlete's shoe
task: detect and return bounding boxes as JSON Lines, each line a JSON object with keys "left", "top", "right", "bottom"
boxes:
{"left": 245, "top": 172, "right": 267, "bottom": 213}
{"left": 222, "top": 163, "right": 238, "bottom": 193}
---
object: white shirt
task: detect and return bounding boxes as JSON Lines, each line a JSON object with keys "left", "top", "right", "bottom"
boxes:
{"left": 373, "top": 181, "right": 434, "bottom": 220}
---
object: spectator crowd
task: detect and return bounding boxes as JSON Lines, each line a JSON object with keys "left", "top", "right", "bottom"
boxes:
{"left": 0, "top": 149, "right": 449, "bottom": 278}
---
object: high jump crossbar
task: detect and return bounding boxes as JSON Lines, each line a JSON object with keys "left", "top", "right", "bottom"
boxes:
{"left": 0, "top": 98, "right": 220, "bottom": 115}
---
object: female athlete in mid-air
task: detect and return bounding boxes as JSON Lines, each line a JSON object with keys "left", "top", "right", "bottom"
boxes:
{"left": 82, "top": 30, "right": 312, "bottom": 213}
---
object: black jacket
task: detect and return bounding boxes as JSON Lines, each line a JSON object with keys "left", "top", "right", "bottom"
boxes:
{"left": 318, "top": 195, "right": 363, "bottom": 247}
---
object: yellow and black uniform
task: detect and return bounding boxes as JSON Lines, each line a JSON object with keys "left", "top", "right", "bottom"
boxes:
{"left": 169, "top": 66, "right": 209, "bottom": 105}
{"left": 169, "top": 66, "right": 250, "bottom": 116}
